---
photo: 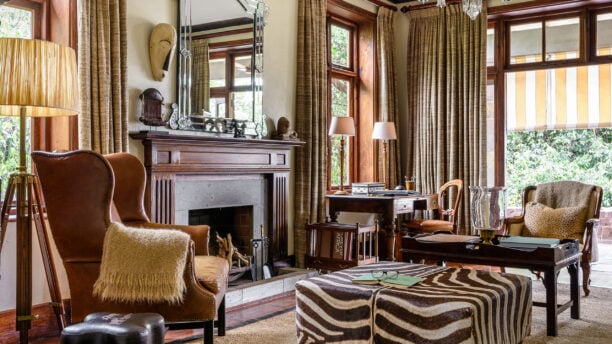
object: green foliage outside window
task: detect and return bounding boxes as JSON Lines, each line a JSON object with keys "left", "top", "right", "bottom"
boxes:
{"left": 330, "top": 78, "right": 350, "bottom": 187}
{"left": 330, "top": 24, "right": 349, "bottom": 68}
{"left": 506, "top": 128, "right": 612, "bottom": 208}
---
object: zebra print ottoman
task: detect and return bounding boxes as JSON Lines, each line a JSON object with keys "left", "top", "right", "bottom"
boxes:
{"left": 295, "top": 261, "right": 531, "bottom": 344}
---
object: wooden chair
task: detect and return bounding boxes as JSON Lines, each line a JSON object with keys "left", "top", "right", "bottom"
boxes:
{"left": 504, "top": 180, "right": 603, "bottom": 296}
{"left": 32, "top": 150, "right": 229, "bottom": 344}
{"left": 404, "top": 179, "right": 464, "bottom": 234}
{"left": 305, "top": 222, "right": 378, "bottom": 272}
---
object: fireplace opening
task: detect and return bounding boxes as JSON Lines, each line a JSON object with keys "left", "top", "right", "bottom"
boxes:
{"left": 189, "top": 205, "right": 269, "bottom": 283}
{"left": 189, "top": 205, "right": 253, "bottom": 256}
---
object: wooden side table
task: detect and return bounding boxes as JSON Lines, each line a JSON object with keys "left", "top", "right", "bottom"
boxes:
{"left": 304, "top": 222, "right": 378, "bottom": 272}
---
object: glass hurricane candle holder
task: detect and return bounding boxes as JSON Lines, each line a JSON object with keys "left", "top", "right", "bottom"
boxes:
{"left": 470, "top": 186, "right": 506, "bottom": 244}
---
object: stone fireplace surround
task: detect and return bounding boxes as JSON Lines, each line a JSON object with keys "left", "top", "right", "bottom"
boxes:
{"left": 130, "top": 132, "right": 303, "bottom": 268}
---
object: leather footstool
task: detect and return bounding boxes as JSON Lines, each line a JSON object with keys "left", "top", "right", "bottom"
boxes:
{"left": 60, "top": 312, "right": 165, "bottom": 344}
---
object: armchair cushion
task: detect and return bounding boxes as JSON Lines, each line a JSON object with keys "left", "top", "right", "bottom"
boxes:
{"left": 523, "top": 202, "right": 588, "bottom": 242}
{"left": 93, "top": 222, "right": 191, "bottom": 304}
{"left": 194, "top": 255, "right": 230, "bottom": 294}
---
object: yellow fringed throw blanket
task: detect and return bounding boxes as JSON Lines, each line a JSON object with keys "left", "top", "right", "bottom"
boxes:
{"left": 93, "top": 222, "right": 191, "bottom": 304}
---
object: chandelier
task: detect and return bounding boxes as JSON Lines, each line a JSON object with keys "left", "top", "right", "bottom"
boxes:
{"left": 416, "top": 0, "right": 511, "bottom": 20}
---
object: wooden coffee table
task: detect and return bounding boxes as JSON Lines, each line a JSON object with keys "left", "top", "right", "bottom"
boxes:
{"left": 401, "top": 235, "right": 581, "bottom": 336}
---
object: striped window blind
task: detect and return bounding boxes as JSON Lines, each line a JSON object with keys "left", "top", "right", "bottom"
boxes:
{"left": 506, "top": 50, "right": 612, "bottom": 131}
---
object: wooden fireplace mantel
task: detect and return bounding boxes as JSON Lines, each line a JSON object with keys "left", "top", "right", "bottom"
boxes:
{"left": 130, "top": 131, "right": 304, "bottom": 265}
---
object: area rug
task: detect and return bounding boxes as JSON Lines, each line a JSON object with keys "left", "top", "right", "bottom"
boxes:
{"left": 184, "top": 284, "right": 612, "bottom": 343}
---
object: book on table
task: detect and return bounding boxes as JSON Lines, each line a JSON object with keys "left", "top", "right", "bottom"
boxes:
{"left": 498, "top": 236, "right": 560, "bottom": 249}
{"left": 351, "top": 273, "right": 422, "bottom": 289}
{"left": 415, "top": 233, "right": 481, "bottom": 243}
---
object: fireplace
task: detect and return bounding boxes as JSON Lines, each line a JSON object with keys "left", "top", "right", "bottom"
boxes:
{"left": 130, "top": 132, "right": 303, "bottom": 270}
{"left": 189, "top": 206, "right": 254, "bottom": 255}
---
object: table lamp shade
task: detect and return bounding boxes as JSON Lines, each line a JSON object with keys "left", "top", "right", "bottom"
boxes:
{"left": 372, "top": 121, "right": 397, "bottom": 140}
{"left": 0, "top": 38, "right": 79, "bottom": 117}
{"left": 329, "top": 116, "right": 355, "bottom": 136}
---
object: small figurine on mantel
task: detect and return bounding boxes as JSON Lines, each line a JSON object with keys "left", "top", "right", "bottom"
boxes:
{"left": 272, "top": 116, "right": 299, "bottom": 141}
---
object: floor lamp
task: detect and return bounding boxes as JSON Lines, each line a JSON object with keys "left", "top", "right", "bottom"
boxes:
{"left": 372, "top": 122, "right": 397, "bottom": 190}
{"left": 0, "top": 38, "right": 79, "bottom": 343}
{"left": 329, "top": 117, "right": 355, "bottom": 195}
{"left": 372, "top": 122, "right": 398, "bottom": 261}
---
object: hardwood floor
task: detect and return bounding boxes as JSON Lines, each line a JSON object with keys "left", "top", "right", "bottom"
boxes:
{"left": 30, "top": 292, "right": 296, "bottom": 344}
{"left": 22, "top": 243, "right": 612, "bottom": 343}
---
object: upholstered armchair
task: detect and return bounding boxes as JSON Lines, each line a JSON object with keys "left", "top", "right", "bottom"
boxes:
{"left": 32, "top": 150, "right": 229, "bottom": 344}
{"left": 404, "top": 179, "right": 464, "bottom": 234}
{"left": 504, "top": 180, "right": 603, "bottom": 296}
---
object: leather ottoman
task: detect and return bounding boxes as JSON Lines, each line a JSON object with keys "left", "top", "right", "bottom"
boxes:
{"left": 60, "top": 312, "right": 165, "bottom": 344}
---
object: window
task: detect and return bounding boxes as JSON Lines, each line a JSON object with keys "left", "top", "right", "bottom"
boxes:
{"left": 0, "top": 4, "right": 33, "bottom": 195}
{"left": 488, "top": 3, "right": 612, "bottom": 208}
{"left": 325, "top": 0, "right": 377, "bottom": 193}
{"left": 595, "top": 12, "right": 612, "bottom": 57}
{"left": 508, "top": 16, "right": 581, "bottom": 66}
{"left": 208, "top": 44, "right": 253, "bottom": 120}
{"left": 1, "top": 0, "right": 76, "bottom": 206}
{"left": 328, "top": 20, "right": 357, "bottom": 190}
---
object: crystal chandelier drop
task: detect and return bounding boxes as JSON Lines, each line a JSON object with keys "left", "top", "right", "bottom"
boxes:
{"left": 462, "top": 0, "right": 483, "bottom": 20}
{"left": 415, "top": 0, "right": 501, "bottom": 20}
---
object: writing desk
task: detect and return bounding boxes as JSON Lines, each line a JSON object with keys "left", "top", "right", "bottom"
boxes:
{"left": 326, "top": 193, "right": 437, "bottom": 260}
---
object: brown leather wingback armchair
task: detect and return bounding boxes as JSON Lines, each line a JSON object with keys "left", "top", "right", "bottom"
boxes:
{"left": 32, "top": 150, "right": 229, "bottom": 344}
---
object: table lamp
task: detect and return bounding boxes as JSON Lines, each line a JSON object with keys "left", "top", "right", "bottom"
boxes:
{"left": 372, "top": 122, "right": 397, "bottom": 190}
{"left": 328, "top": 116, "right": 355, "bottom": 195}
{"left": 0, "top": 38, "right": 79, "bottom": 343}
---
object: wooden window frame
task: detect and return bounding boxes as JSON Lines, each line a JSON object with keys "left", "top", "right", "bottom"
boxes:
{"left": 208, "top": 40, "right": 253, "bottom": 119}
{"left": 327, "top": 17, "right": 359, "bottom": 192}
{"left": 488, "top": 0, "right": 612, "bottom": 187}
{"left": 5, "top": 0, "right": 78, "bottom": 152}
{"left": 326, "top": 0, "right": 377, "bottom": 194}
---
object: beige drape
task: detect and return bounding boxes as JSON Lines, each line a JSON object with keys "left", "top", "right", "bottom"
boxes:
{"left": 191, "top": 39, "right": 210, "bottom": 114}
{"left": 377, "top": 7, "right": 401, "bottom": 188}
{"left": 405, "top": 4, "right": 487, "bottom": 233}
{"left": 78, "top": 0, "right": 128, "bottom": 154}
{"left": 294, "top": 0, "right": 327, "bottom": 268}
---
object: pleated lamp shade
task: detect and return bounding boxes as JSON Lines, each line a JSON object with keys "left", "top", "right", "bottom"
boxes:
{"left": 0, "top": 38, "right": 79, "bottom": 117}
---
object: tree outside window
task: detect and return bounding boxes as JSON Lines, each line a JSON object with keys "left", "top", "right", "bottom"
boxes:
{"left": 328, "top": 21, "right": 357, "bottom": 190}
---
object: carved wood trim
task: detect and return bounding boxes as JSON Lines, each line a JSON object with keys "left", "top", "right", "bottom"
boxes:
{"left": 130, "top": 132, "right": 304, "bottom": 264}
{"left": 151, "top": 174, "right": 175, "bottom": 224}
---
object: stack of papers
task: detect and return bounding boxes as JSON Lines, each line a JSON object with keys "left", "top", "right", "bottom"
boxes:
{"left": 498, "top": 236, "right": 560, "bottom": 249}
{"left": 351, "top": 273, "right": 422, "bottom": 289}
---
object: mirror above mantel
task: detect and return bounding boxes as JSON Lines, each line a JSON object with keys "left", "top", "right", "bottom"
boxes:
{"left": 173, "top": 0, "right": 268, "bottom": 138}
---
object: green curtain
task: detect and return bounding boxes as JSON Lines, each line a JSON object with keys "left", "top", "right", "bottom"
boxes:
{"left": 294, "top": 0, "right": 328, "bottom": 267}
{"left": 405, "top": 4, "right": 487, "bottom": 233}
{"left": 377, "top": 7, "right": 401, "bottom": 189}
{"left": 78, "top": 0, "right": 128, "bottom": 154}
{"left": 191, "top": 39, "right": 210, "bottom": 115}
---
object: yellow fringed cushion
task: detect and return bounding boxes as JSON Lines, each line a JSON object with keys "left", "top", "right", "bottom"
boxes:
{"left": 93, "top": 222, "right": 191, "bottom": 304}
{"left": 523, "top": 202, "right": 588, "bottom": 243}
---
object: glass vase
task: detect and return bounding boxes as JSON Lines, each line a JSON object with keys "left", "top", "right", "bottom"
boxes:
{"left": 469, "top": 186, "right": 506, "bottom": 244}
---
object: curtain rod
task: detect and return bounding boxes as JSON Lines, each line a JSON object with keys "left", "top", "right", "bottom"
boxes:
{"left": 366, "top": 0, "right": 398, "bottom": 11}
{"left": 400, "top": 0, "right": 463, "bottom": 14}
